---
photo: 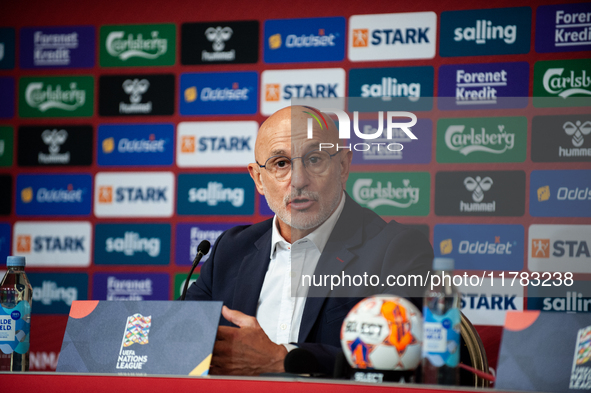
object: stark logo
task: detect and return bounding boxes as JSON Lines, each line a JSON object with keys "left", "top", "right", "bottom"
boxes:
{"left": 464, "top": 176, "right": 493, "bottom": 202}
{"left": 181, "top": 136, "right": 195, "bottom": 153}
{"left": 265, "top": 84, "right": 280, "bottom": 101}
{"left": 16, "top": 235, "right": 31, "bottom": 253}
{"left": 564, "top": 120, "right": 591, "bottom": 147}
{"left": 352, "top": 29, "right": 368, "bottom": 47}
{"left": 532, "top": 239, "right": 550, "bottom": 258}
{"left": 205, "top": 26, "right": 233, "bottom": 51}
{"left": 99, "top": 186, "right": 113, "bottom": 203}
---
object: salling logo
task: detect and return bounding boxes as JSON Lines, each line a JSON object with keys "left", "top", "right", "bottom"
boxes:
{"left": 203, "top": 26, "right": 234, "bottom": 61}
{"left": 21, "top": 184, "right": 83, "bottom": 204}
{"left": 25, "top": 82, "right": 85, "bottom": 112}
{"left": 352, "top": 178, "right": 419, "bottom": 209}
{"left": 120, "top": 79, "right": 151, "bottom": 114}
{"left": 33, "top": 280, "right": 77, "bottom": 306}
{"left": 117, "top": 313, "right": 151, "bottom": 370}
{"left": 106, "top": 232, "right": 160, "bottom": 258}
{"left": 455, "top": 69, "right": 507, "bottom": 105}
{"left": 188, "top": 182, "right": 244, "bottom": 207}
{"left": 462, "top": 176, "right": 495, "bottom": 212}
{"left": 269, "top": 29, "right": 336, "bottom": 50}
{"left": 106, "top": 30, "right": 167, "bottom": 60}
{"left": 445, "top": 124, "right": 514, "bottom": 155}
{"left": 32, "top": 30, "right": 78, "bottom": 66}
{"left": 0, "top": 43, "right": 4, "bottom": 61}
{"left": 39, "top": 129, "right": 69, "bottom": 164}
{"left": 361, "top": 77, "right": 421, "bottom": 101}
{"left": 440, "top": 236, "right": 514, "bottom": 256}
{"left": 543, "top": 68, "right": 591, "bottom": 98}
{"left": 356, "top": 125, "right": 413, "bottom": 161}
{"left": 454, "top": 20, "right": 516, "bottom": 45}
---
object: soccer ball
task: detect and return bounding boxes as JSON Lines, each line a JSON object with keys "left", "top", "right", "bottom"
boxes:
{"left": 341, "top": 295, "right": 423, "bottom": 371}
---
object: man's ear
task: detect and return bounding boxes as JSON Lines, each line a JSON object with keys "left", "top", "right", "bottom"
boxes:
{"left": 248, "top": 163, "right": 265, "bottom": 195}
{"left": 339, "top": 149, "right": 353, "bottom": 189}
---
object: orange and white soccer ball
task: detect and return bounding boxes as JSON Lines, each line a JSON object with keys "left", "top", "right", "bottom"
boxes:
{"left": 340, "top": 295, "right": 423, "bottom": 370}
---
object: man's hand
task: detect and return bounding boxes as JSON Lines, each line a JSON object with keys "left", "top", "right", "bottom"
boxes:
{"left": 210, "top": 306, "right": 288, "bottom": 375}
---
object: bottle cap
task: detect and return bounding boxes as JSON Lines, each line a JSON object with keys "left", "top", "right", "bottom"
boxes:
{"left": 7, "top": 256, "right": 26, "bottom": 267}
{"left": 433, "top": 257, "right": 454, "bottom": 271}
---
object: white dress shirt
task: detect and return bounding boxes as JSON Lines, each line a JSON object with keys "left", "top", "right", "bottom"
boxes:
{"left": 256, "top": 192, "right": 346, "bottom": 345}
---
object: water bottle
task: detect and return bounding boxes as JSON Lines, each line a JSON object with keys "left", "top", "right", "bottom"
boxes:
{"left": 0, "top": 256, "right": 33, "bottom": 371}
{"left": 421, "top": 257, "right": 460, "bottom": 385}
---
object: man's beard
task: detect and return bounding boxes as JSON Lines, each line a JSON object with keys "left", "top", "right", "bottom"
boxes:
{"left": 263, "top": 179, "right": 342, "bottom": 231}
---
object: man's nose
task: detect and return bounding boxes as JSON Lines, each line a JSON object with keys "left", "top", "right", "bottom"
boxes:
{"left": 290, "top": 159, "right": 310, "bottom": 189}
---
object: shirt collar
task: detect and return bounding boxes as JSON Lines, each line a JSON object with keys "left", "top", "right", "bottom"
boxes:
{"left": 270, "top": 191, "right": 346, "bottom": 259}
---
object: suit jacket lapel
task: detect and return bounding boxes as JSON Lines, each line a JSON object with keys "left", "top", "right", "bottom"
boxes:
{"left": 231, "top": 227, "right": 272, "bottom": 317}
{"left": 298, "top": 194, "right": 364, "bottom": 342}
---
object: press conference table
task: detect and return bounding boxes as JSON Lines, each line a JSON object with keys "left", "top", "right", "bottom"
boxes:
{"left": 1, "top": 372, "right": 519, "bottom": 393}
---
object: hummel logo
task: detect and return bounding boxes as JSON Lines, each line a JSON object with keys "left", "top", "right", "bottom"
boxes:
{"left": 205, "top": 26, "right": 233, "bottom": 52}
{"left": 42, "top": 129, "right": 68, "bottom": 154}
{"left": 122, "top": 79, "right": 150, "bottom": 104}
{"left": 464, "top": 176, "right": 493, "bottom": 202}
{"left": 564, "top": 120, "right": 591, "bottom": 147}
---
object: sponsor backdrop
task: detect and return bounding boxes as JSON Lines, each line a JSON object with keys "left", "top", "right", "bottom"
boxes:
{"left": 0, "top": 0, "right": 588, "bottom": 372}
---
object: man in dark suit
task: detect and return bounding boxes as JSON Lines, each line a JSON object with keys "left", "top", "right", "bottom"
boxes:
{"left": 186, "top": 106, "right": 433, "bottom": 375}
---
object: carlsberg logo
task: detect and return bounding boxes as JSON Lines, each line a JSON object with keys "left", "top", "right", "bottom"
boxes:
{"left": 445, "top": 124, "right": 514, "bottom": 155}
{"left": 25, "top": 82, "right": 85, "bottom": 112}
{"left": 106, "top": 31, "right": 167, "bottom": 60}
{"left": 352, "top": 178, "right": 419, "bottom": 208}
{"left": 543, "top": 68, "right": 591, "bottom": 98}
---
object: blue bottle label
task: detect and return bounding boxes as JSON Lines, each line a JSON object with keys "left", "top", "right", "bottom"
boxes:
{"left": 422, "top": 306, "right": 460, "bottom": 367}
{"left": 0, "top": 300, "right": 31, "bottom": 355}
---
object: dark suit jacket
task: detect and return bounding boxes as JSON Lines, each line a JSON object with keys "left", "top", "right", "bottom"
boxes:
{"left": 186, "top": 193, "right": 433, "bottom": 374}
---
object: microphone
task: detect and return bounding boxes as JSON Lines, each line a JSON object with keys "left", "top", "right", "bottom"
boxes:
{"left": 180, "top": 240, "right": 211, "bottom": 301}
{"left": 284, "top": 348, "right": 324, "bottom": 376}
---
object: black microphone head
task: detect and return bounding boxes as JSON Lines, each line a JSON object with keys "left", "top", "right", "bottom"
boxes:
{"left": 197, "top": 240, "right": 211, "bottom": 256}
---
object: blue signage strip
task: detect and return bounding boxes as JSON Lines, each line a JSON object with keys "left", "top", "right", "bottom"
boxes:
{"left": 433, "top": 224, "right": 524, "bottom": 271}
{"left": 94, "top": 224, "right": 171, "bottom": 265}
{"left": 97, "top": 124, "right": 174, "bottom": 166}
{"left": 264, "top": 17, "right": 345, "bottom": 63}
{"left": 16, "top": 174, "right": 92, "bottom": 216}
{"left": 440, "top": 7, "right": 531, "bottom": 57}
{"left": 530, "top": 170, "right": 591, "bottom": 217}
{"left": 29, "top": 273, "right": 88, "bottom": 314}
{"left": 180, "top": 71, "right": 258, "bottom": 115}
{"left": 177, "top": 173, "right": 254, "bottom": 215}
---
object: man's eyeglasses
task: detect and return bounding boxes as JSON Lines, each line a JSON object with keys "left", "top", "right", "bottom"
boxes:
{"left": 257, "top": 150, "right": 341, "bottom": 181}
